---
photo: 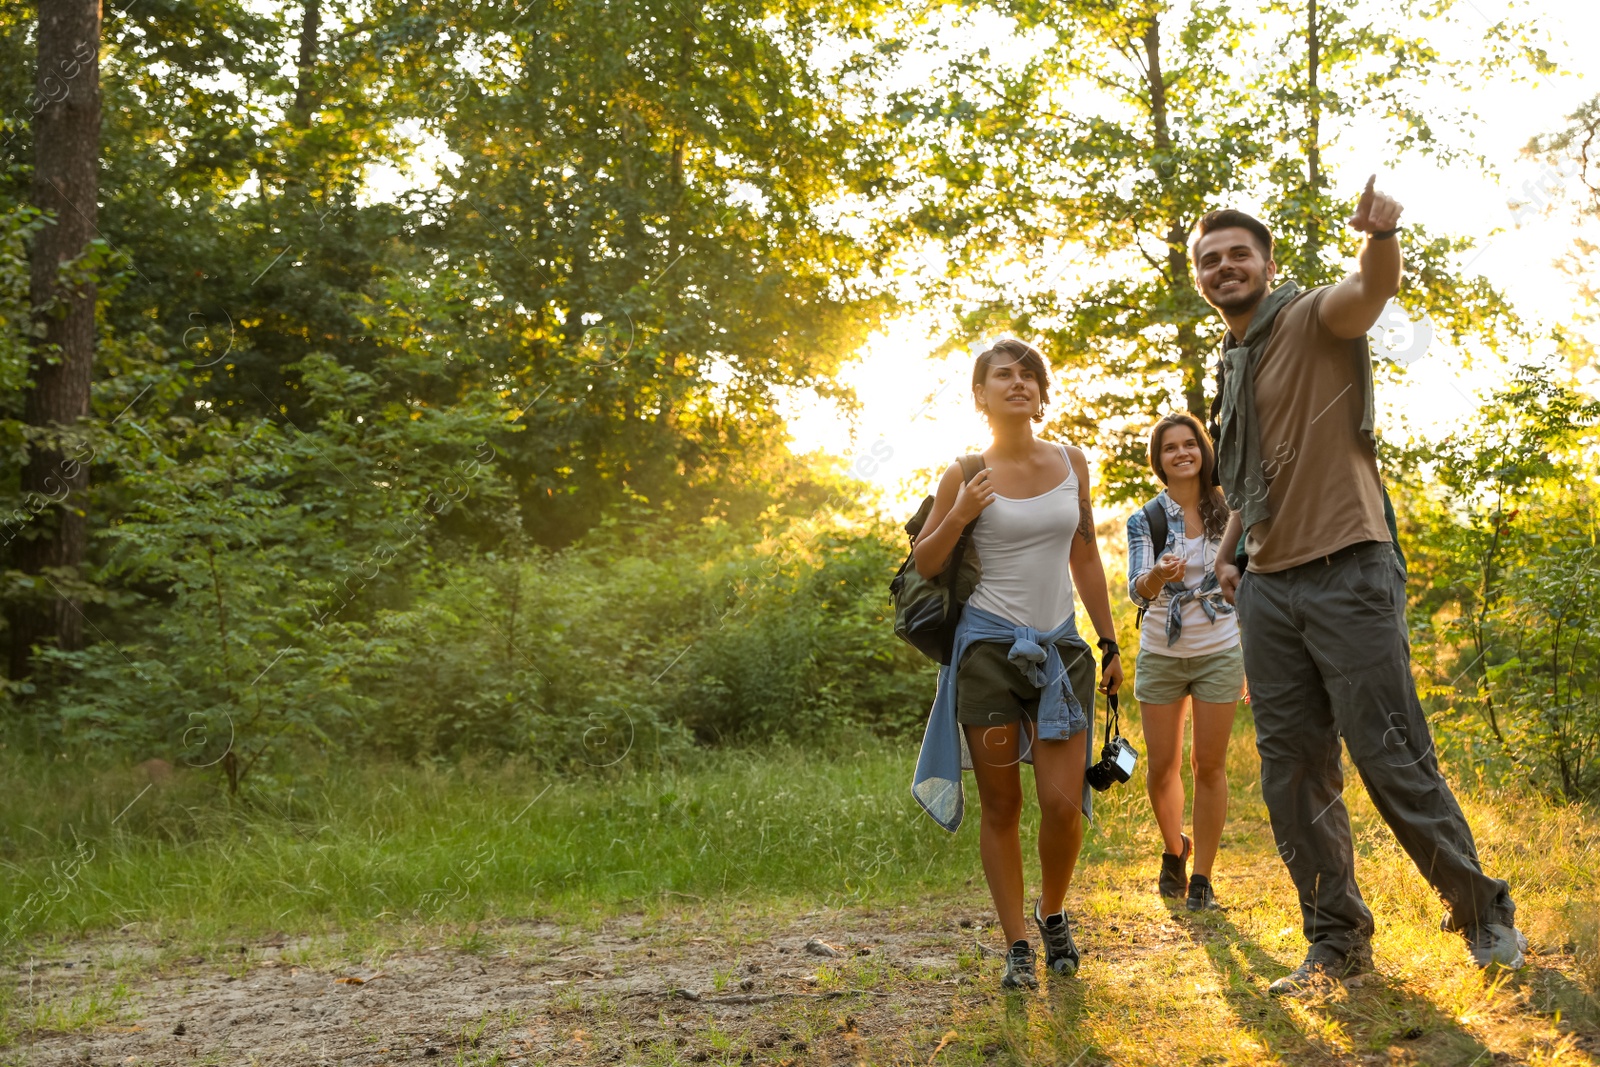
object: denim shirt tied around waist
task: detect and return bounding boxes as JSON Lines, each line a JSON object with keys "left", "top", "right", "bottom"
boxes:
{"left": 911, "top": 605, "right": 1095, "bottom": 834}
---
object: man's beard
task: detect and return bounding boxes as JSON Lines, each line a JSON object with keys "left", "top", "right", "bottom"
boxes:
{"left": 1207, "top": 275, "right": 1269, "bottom": 315}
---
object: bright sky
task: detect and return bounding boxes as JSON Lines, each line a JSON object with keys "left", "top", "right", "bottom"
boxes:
{"left": 784, "top": 0, "right": 1600, "bottom": 511}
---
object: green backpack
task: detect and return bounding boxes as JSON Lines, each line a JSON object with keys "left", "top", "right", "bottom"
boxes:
{"left": 889, "top": 454, "right": 985, "bottom": 665}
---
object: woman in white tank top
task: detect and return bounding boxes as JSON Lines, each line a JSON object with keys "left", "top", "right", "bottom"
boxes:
{"left": 911, "top": 338, "right": 1125, "bottom": 988}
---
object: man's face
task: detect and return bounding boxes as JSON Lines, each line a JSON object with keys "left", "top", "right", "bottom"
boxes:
{"left": 1193, "top": 228, "right": 1276, "bottom": 315}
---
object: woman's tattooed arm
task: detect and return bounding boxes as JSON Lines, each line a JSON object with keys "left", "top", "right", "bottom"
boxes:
{"left": 1076, "top": 493, "right": 1095, "bottom": 545}
{"left": 1063, "top": 442, "right": 1123, "bottom": 694}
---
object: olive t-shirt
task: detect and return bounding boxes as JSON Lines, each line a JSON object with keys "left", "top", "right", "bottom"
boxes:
{"left": 1242, "top": 286, "right": 1391, "bottom": 573}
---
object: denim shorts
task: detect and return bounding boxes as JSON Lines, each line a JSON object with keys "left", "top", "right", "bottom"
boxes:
{"left": 955, "top": 639, "right": 1098, "bottom": 728}
{"left": 1134, "top": 643, "right": 1244, "bottom": 705}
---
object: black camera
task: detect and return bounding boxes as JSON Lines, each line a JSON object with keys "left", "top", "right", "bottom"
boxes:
{"left": 1085, "top": 693, "right": 1138, "bottom": 792}
{"left": 1086, "top": 735, "right": 1138, "bottom": 791}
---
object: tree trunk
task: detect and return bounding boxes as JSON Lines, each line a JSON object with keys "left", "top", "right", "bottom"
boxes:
{"left": 290, "top": 0, "right": 321, "bottom": 128}
{"left": 1473, "top": 502, "right": 1506, "bottom": 745}
{"left": 8, "top": 0, "right": 101, "bottom": 680}
{"left": 1142, "top": 16, "right": 1208, "bottom": 420}
{"left": 1305, "top": 0, "right": 1323, "bottom": 261}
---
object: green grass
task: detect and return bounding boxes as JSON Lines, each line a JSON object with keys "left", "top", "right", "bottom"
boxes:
{"left": 0, "top": 736, "right": 1022, "bottom": 947}
{"left": 0, "top": 978, "right": 133, "bottom": 1047}
{"left": 1, "top": 721, "right": 1596, "bottom": 958}
{"left": 0, "top": 723, "right": 1188, "bottom": 975}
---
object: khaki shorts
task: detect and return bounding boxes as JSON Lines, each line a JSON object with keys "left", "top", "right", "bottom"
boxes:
{"left": 1134, "top": 644, "right": 1244, "bottom": 705}
{"left": 955, "top": 638, "right": 1098, "bottom": 728}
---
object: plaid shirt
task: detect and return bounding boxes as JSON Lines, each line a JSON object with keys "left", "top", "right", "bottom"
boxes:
{"left": 1126, "top": 490, "right": 1185, "bottom": 609}
{"left": 1126, "top": 491, "right": 1235, "bottom": 647}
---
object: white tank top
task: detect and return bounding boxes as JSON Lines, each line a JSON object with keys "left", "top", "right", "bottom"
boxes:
{"left": 964, "top": 443, "right": 1079, "bottom": 632}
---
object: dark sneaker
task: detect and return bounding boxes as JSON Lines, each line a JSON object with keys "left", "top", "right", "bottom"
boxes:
{"left": 1000, "top": 939, "right": 1038, "bottom": 990}
{"left": 1033, "top": 903, "right": 1081, "bottom": 977}
{"left": 1185, "top": 873, "right": 1219, "bottom": 912}
{"left": 1267, "top": 943, "right": 1373, "bottom": 997}
{"left": 1463, "top": 923, "right": 1527, "bottom": 969}
{"left": 1158, "top": 833, "right": 1191, "bottom": 899}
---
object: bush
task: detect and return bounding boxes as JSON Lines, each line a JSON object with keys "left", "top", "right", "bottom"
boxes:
{"left": 1397, "top": 364, "right": 1600, "bottom": 800}
{"left": 14, "top": 487, "right": 936, "bottom": 783}
{"left": 346, "top": 506, "right": 933, "bottom": 765}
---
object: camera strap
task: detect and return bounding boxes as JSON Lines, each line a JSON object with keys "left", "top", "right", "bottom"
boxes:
{"left": 1102, "top": 691, "right": 1121, "bottom": 746}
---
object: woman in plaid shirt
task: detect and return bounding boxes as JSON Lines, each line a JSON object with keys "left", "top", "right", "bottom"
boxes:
{"left": 1126, "top": 413, "right": 1244, "bottom": 912}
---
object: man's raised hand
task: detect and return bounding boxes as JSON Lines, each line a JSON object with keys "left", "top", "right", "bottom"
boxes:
{"left": 1319, "top": 174, "right": 1406, "bottom": 338}
{"left": 1347, "top": 174, "right": 1404, "bottom": 234}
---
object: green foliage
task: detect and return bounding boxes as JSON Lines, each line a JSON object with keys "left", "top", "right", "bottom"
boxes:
{"left": 1396, "top": 364, "right": 1600, "bottom": 800}
{"left": 0, "top": 191, "right": 40, "bottom": 411}
{"left": 0, "top": 0, "right": 924, "bottom": 768}
{"left": 14, "top": 427, "right": 931, "bottom": 780}
{"left": 899, "top": 0, "right": 1535, "bottom": 499}
{"left": 0, "top": 0, "right": 1592, "bottom": 817}
{"left": 329, "top": 503, "right": 930, "bottom": 763}
{"left": 376, "top": 0, "right": 904, "bottom": 542}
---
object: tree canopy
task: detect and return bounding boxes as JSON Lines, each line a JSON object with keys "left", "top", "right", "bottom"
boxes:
{"left": 0, "top": 0, "right": 1595, "bottom": 799}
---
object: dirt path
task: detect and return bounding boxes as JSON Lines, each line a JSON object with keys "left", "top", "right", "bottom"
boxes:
{"left": 8, "top": 853, "right": 1600, "bottom": 1066}
{"left": 10, "top": 905, "right": 972, "bottom": 1066}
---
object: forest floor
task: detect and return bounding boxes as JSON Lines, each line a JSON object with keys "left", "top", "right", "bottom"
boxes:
{"left": 4, "top": 734, "right": 1599, "bottom": 1066}
{"left": 8, "top": 844, "right": 1600, "bottom": 1067}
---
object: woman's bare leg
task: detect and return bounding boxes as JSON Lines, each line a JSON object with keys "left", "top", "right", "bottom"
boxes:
{"left": 965, "top": 722, "right": 1026, "bottom": 943}
{"left": 1188, "top": 698, "right": 1237, "bottom": 879}
{"left": 1140, "top": 697, "right": 1189, "bottom": 855}
{"left": 1029, "top": 719, "right": 1089, "bottom": 916}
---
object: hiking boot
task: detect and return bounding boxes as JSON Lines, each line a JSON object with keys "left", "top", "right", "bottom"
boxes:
{"left": 1185, "top": 873, "right": 1219, "bottom": 912}
{"left": 1267, "top": 943, "right": 1373, "bottom": 997}
{"left": 1033, "top": 903, "right": 1081, "bottom": 977}
{"left": 1158, "top": 833, "right": 1191, "bottom": 900}
{"left": 1462, "top": 923, "right": 1527, "bottom": 969}
{"left": 1000, "top": 939, "right": 1038, "bottom": 990}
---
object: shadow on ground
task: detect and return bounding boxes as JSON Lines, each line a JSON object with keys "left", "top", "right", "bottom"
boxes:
{"left": 1182, "top": 908, "right": 1597, "bottom": 1067}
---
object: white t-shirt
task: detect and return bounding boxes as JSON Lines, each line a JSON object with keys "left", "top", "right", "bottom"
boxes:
{"left": 1139, "top": 526, "right": 1240, "bottom": 659}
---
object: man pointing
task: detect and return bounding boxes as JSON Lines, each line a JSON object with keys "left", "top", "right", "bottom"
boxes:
{"left": 1195, "top": 177, "right": 1525, "bottom": 996}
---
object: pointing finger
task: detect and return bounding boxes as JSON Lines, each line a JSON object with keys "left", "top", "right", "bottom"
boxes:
{"left": 1349, "top": 173, "right": 1377, "bottom": 229}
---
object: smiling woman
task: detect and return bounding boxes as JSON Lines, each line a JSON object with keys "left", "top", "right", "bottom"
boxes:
{"left": 1124, "top": 412, "right": 1241, "bottom": 913}
{"left": 909, "top": 337, "right": 1127, "bottom": 989}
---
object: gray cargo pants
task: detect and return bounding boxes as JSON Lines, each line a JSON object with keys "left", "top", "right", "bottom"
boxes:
{"left": 1236, "top": 539, "right": 1515, "bottom": 959}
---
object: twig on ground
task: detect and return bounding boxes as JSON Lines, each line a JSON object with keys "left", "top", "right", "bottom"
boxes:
{"left": 705, "top": 989, "right": 892, "bottom": 1004}
{"left": 623, "top": 987, "right": 891, "bottom": 1003}
{"left": 334, "top": 971, "right": 387, "bottom": 984}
